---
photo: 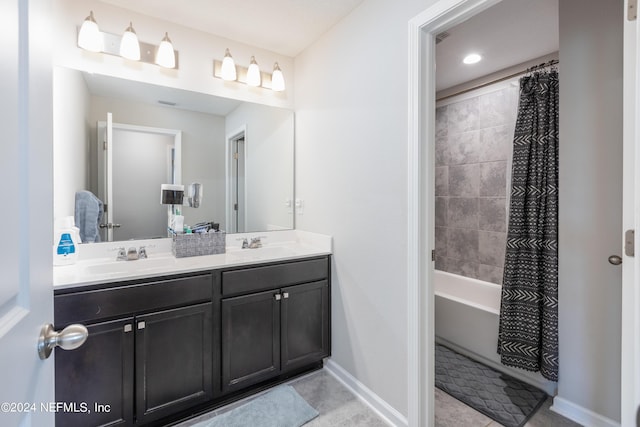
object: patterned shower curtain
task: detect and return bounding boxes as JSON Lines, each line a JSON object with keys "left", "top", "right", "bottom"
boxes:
{"left": 498, "top": 69, "right": 559, "bottom": 382}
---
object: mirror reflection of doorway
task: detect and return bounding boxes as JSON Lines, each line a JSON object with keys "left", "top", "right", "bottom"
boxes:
{"left": 97, "top": 113, "right": 182, "bottom": 241}
{"left": 230, "top": 134, "right": 246, "bottom": 233}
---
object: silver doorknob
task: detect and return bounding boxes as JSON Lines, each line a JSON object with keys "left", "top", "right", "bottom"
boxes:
{"left": 38, "top": 323, "right": 88, "bottom": 360}
{"left": 608, "top": 255, "right": 623, "bottom": 266}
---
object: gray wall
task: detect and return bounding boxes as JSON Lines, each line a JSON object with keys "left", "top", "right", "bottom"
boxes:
{"left": 558, "top": 0, "right": 622, "bottom": 421}
{"left": 435, "top": 86, "right": 518, "bottom": 284}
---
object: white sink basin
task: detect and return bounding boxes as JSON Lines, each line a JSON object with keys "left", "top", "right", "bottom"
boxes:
{"left": 226, "top": 246, "right": 296, "bottom": 261}
{"left": 83, "top": 257, "right": 176, "bottom": 275}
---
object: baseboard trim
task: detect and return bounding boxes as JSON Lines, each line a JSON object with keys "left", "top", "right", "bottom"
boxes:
{"left": 324, "top": 359, "right": 408, "bottom": 427}
{"left": 551, "top": 396, "right": 620, "bottom": 427}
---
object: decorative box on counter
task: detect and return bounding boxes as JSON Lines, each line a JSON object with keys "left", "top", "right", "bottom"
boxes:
{"left": 171, "top": 231, "right": 226, "bottom": 258}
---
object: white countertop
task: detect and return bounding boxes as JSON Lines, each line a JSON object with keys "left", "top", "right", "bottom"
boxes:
{"left": 53, "top": 230, "right": 332, "bottom": 290}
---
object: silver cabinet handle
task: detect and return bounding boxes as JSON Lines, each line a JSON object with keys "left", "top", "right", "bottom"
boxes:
{"left": 608, "top": 255, "right": 623, "bottom": 265}
{"left": 274, "top": 294, "right": 282, "bottom": 301}
{"left": 38, "top": 323, "right": 88, "bottom": 360}
{"left": 283, "top": 292, "right": 289, "bottom": 299}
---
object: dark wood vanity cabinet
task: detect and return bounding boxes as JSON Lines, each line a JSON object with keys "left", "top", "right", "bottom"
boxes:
{"left": 53, "top": 255, "right": 330, "bottom": 426}
{"left": 54, "top": 274, "right": 214, "bottom": 427}
{"left": 220, "top": 257, "right": 331, "bottom": 393}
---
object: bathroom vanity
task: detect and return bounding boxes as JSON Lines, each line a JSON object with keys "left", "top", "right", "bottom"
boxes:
{"left": 52, "top": 232, "right": 331, "bottom": 427}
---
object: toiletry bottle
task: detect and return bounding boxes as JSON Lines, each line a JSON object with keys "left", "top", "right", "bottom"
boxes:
{"left": 53, "top": 216, "right": 80, "bottom": 266}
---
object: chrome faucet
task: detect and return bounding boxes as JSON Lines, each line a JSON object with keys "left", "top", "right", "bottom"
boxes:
{"left": 126, "top": 247, "right": 139, "bottom": 261}
{"left": 138, "top": 246, "right": 148, "bottom": 259}
{"left": 248, "top": 237, "right": 265, "bottom": 249}
{"left": 116, "top": 247, "right": 127, "bottom": 261}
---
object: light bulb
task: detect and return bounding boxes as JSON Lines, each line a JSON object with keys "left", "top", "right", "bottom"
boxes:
{"left": 221, "top": 48, "right": 237, "bottom": 81}
{"left": 271, "top": 62, "right": 285, "bottom": 92}
{"left": 463, "top": 53, "right": 482, "bottom": 64}
{"left": 77, "top": 11, "right": 103, "bottom": 52}
{"left": 246, "top": 56, "right": 261, "bottom": 87}
{"left": 156, "top": 32, "right": 176, "bottom": 68}
{"left": 119, "top": 22, "right": 140, "bottom": 61}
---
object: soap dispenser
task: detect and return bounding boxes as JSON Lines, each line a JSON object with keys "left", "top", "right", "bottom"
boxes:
{"left": 53, "top": 216, "right": 80, "bottom": 266}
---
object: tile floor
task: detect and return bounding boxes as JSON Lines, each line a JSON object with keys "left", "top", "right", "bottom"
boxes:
{"left": 176, "top": 368, "right": 582, "bottom": 427}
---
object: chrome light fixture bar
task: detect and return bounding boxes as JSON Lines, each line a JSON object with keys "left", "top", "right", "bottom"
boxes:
{"left": 213, "top": 50, "right": 285, "bottom": 91}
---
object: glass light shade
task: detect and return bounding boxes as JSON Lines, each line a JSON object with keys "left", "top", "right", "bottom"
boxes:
{"left": 246, "top": 56, "right": 261, "bottom": 87}
{"left": 119, "top": 23, "right": 140, "bottom": 61}
{"left": 463, "top": 53, "right": 482, "bottom": 64}
{"left": 77, "top": 11, "right": 103, "bottom": 52}
{"left": 156, "top": 32, "right": 176, "bottom": 68}
{"left": 220, "top": 49, "right": 237, "bottom": 81}
{"left": 271, "top": 63, "right": 285, "bottom": 92}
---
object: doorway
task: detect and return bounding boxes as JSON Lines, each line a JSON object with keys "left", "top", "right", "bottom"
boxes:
{"left": 227, "top": 128, "right": 247, "bottom": 233}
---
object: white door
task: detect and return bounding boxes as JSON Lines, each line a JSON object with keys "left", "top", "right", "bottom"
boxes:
{"left": 620, "top": 2, "right": 639, "bottom": 424}
{"left": 0, "top": 0, "right": 55, "bottom": 426}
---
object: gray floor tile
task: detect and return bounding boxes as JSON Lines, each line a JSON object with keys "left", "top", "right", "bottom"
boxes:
{"left": 524, "top": 397, "right": 583, "bottom": 427}
{"left": 435, "top": 387, "right": 494, "bottom": 427}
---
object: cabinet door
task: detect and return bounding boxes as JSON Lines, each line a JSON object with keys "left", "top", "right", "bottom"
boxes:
{"left": 221, "top": 290, "right": 280, "bottom": 393}
{"left": 281, "top": 280, "right": 330, "bottom": 372}
{"left": 135, "top": 303, "right": 213, "bottom": 424}
{"left": 55, "top": 318, "right": 134, "bottom": 427}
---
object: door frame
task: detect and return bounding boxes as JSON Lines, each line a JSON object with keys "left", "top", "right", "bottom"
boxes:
{"left": 408, "top": 1, "right": 638, "bottom": 426}
{"left": 407, "top": 2, "right": 503, "bottom": 424}
{"left": 226, "top": 125, "right": 248, "bottom": 233}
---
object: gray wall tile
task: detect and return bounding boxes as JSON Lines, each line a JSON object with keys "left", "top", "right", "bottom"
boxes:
{"left": 480, "top": 161, "right": 507, "bottom": 196}
{"left": 479, "top": 88, "right": 518, "bottom": 128}
{"left": 478, "top": 231, "right": 506, "bottom": 267}
{"left": 449, "top": 131, "right": 480, "bottom": 165}
{"left": 435, "top": 197, "right": 448, "bottom": 227}
{"left": 449, "top": 164, "right": 479, "bottom": 197}
{"left": 436, "top": 106, "right": 448, "bottom": 138}
{"left": 478, "top": 198, "right": 507, "bottom": 232}
{"left": 478, "top": 264, "right": 504, "bottom": 285}
{"left": 435, "top": 136, "right": 449, "bottom": 166}
{"left": 447, "top": 228, "right": 478, "bottom": 262}
{"left": 448, "top": 98, "right": 480, "bottom": 134}
{"left": 448, "top": 197, "right": 478, "bottom": 229}
{"left": 435, "top": 227, "right": 447, "bottom": 256}
{"left": 435, "top": 167, "right": 449, "bottom": 196}
{"left": 479, "top": 125, "right": 512, "bottom": 162}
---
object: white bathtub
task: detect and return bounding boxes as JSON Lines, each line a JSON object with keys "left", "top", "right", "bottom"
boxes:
{"left": 434, "top": 270, "right": 556, "bottom": 395}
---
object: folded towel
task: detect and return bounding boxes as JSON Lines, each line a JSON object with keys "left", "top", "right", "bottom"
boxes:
{"left": 74, "top": 190, "right": 104, "bottom": 243}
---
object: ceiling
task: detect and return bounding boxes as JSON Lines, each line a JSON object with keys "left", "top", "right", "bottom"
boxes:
{"left": 435, "top": 0, "right": 558, "bottom": 91}
{"left": 99, "top": 0, "right": 366, "bottom": 57}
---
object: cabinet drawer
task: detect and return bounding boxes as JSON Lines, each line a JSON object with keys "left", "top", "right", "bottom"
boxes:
{"left": 221, "top": 257, "right": 329, "bottom": 296}
{"left": 55, "top": 274, "right": 213, "bottom": 326}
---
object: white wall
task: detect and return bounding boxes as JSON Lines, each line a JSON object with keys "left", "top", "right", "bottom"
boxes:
{"left": 89, "top": 96, "right": 227, "bottom": 230}
{"left": 557, "top": 0, "right": 623, "bottom": 422}
{"left": 294, "top": 0, "right": 436, "bottom": 417}
{"left": 53, "top": 66, "right": 91, "bottom": 221}
{"left": 225, "top": 103, "right": 294, "bottom": 232}
{"left": 52, "top": 0, "right": 294, "bottom": 109}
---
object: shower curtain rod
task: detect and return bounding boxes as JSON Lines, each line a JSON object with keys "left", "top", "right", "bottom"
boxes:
{"left": 436, "top": 59, "right": 559, "bottom": 102}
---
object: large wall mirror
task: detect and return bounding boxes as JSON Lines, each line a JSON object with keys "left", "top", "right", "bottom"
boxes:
{"left": 53, "top": 66, "right": 294, "bottom": 243}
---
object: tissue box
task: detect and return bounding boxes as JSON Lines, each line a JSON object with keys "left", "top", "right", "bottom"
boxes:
{"left": 171, "top": 231, "right": 226, "bottom": 258}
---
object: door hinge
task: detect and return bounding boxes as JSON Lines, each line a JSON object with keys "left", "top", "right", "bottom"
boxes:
{"left": 233, "top": 152, "right": 239, "bottom": 160}
{"left": 431, "top": 249, "right": 435, "bottom": 262}
{"left": 103, "top": 140, "right": 107, "bottom": 150}
{"left": 629, "top": 0, "right": 637, "bottom": 21}
{"left": 234, "top": 203, "right": 238, "bottom": 211}
{"left": 625, "top": 229, "right": 635, "bottom": 257}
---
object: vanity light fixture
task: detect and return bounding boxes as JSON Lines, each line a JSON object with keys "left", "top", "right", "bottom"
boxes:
{"left": 156, "top": 32, "right": 176, "bottom": 68}
{"left": 213, "top": 52, "right": 285, "bottom": 91}
{"left": 220, "top": 48, "right": 237, "bottom": 81}
{"left": 119, "top": 22, "right": 140, "bottom": 61}
{"left": 271, "top": 63, "right": 285, "bottom": 92}
{"left": 246, "top": 56, "right": 261, "bottom": 87}
{"left": 77, "top": 11, "right": 103, "bottom": 52}
{"left": 77, "top": 12, "right": 179, "bottom": 69}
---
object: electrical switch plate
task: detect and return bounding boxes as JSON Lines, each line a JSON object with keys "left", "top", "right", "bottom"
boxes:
{"left": 295, "top": 199, "right": 304, "bottom": 215}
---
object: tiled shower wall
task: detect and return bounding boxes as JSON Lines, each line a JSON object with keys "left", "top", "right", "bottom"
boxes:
{"left": 435, "top": 85, "right": 519, "bottom": 285}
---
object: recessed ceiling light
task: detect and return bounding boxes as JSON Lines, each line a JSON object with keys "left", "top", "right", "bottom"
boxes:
{"left": 463, "top": 53, "right": 482, "bottom": 65}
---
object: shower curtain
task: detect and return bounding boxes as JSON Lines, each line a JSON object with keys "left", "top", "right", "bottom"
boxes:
{"left": 498, "top": 69, "right": 559, "bottom": 382}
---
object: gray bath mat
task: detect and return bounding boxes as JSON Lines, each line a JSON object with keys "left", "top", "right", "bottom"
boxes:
{"left": 435, "top": 344, "right": 547, "bottom": 427}
{"left": 191, "top": 385, "right": 318, "bottom": 427}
